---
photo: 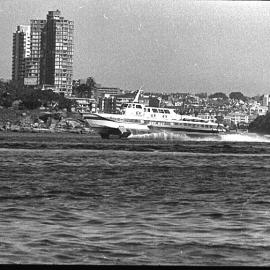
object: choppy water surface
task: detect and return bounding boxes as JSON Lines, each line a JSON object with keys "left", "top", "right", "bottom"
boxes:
{"left": 1, "top": 132, "right": 270, "bottom": 265}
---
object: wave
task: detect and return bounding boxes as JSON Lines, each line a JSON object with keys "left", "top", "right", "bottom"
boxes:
{"left": 129, "top": 131, "right": 270, "bottom": 143}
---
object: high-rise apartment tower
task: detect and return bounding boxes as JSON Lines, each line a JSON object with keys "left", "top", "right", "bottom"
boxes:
{"left": 24, "top": 19, "right": 46, "bottom": 86}
{"left": 12, "top": 10, "right": 74, "bottom": 95}
{"left": 40, "top": 10, "right": 74, "bottom": 94}
{"left": 12, "top": 25, "right": 31, "bottom": 84}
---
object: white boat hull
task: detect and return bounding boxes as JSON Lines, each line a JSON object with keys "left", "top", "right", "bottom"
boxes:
{"left": 82, "top": 113, "right": 224, "bottom": 139}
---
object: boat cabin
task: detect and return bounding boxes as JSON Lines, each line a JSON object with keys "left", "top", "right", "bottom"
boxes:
{"left": 121, "top": 102, "right": 211, "bottom": 123}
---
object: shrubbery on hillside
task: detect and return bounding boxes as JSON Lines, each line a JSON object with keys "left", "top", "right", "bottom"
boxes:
{"left": 0, "top": 82, "right": 75, "bottom": 112}
{"left": 248, "top": 113, "right": 270, "bottom": 134}
{"left": 229, "top": 92, "right": 247, "bottom": 101}
{"left": 208, "top": 92, "right": 228, "bottom": 100}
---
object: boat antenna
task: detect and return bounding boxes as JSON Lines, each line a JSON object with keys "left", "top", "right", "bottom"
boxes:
{"left": 133, "top": 86, "right": 143, "bottom": 103}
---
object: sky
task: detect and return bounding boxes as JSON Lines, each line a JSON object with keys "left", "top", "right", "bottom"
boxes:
{"left": 1, "top": 0, "right": 270, "bottom": 96}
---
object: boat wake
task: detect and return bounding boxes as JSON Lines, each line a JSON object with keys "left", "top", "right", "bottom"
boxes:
{"left": 218, "top": 133, "right": 270, "bottom": 142}
{"left": 129, "top": 132, "right": 270, "bottom": 143}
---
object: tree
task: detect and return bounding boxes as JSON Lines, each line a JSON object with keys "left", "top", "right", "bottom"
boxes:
{"left": 22, "top": 97, "right": 42, "bottom": 109}
{"left": 215, "top": 115, "right": 224, "bottom": 124}
{"left": 208, "top": 92, "right": 228, "bottom": 100}
{"left": 39, "top": 90, "right": 59, "bottom": 107}
{"left": 58, "top": 94, "right": 76, "bottom": 112}
{"left": 252, "top": 95, "right": 264, "bottom": 103}
{"left": 0, "top": 92, "right": 13, "bottom": 108}
{"left": 73, "top": 84, "right": 92, "bottom": 98}
{"left": 195, "top": 92, "right": 207, "bottom": 99}
{"left": 229, "top": 92, "right": 247, "bottom": 101}
{"left": 86, "top": 77, "right": 97, "bottom": 89}
{"left": 73, "top": 77, "right": 97, "bottom": 98}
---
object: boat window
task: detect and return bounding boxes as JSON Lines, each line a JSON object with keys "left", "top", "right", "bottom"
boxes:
{"left": 158, "top": 109, "right": 164, "bottom": 113}
{"left": 128, "top": 104, "right": 132, "bottom": 108}
{"left": 164, "top": 110, "right": 170, "bottom": 114}
{"left": 152, "top": 108, "right": 158, "bottom": 113}
{"left": 133, "top": 104, "right": 136, "bottom": 108}
{"left": 147, "top": 108, "right": 151, "bottom": 112}
{"left": 136, "top": 104, "right": 142, "bottom": 109}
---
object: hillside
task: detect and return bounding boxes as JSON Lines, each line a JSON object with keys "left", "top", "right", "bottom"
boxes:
{"left": 248, "top": 112, "right": 270, "bottom": 134}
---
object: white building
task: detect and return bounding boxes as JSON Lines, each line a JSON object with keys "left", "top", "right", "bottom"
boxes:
{"left": 224, "top": 112, "right": 249, "bottom": 125}
{"left": 249, "top": 104, "right": 268, "bottom": 116}
{"left": 67, "top": 97, "right": 96, "bottom": 112}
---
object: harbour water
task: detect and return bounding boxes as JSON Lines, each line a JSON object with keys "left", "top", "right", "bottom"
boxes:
{"left": 1, "top": 132, "right": 270, "bottom": 265}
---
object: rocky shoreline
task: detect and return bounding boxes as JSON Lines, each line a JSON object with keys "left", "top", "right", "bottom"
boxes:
{"left": 0, "top": 107, "right": 93, "bottom": 134}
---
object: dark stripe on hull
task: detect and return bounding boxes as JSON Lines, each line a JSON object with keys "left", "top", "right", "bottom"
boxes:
{"left": 95, "top": 126, "right": 121, "bottom": 135}
{"left": 92, "top": 126, "right": 131, "bottom": 139}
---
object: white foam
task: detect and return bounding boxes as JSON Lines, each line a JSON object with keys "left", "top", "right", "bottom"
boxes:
{"left": 129, "top": 131, "right": 270, "bottom": 143}
{"left": 219, "top": 133, "right": 270, "bottom": 142}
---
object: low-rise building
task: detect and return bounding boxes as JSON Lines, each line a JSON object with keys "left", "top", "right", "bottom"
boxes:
{"left": 249, "top": 104, "right": 268, "bottom": 116}
{"left": 67, "top": 97, "right": 96, "bottom": 112}
{"left": 93, "top": 87, "right": 124, "bottom": 100}
{"left": 224, "top": 112, "right": 249, "bottom": 125}
{"left": 98, "top": 95, "right": 117, "bottom": 113}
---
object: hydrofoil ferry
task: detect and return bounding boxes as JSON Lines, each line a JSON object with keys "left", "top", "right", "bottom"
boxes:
{"left": 82, "top": 90, "right": 227, "bottom": 139}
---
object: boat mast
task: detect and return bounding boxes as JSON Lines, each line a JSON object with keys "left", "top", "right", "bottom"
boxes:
{"left": 133, "top": 86, "right": 143, "bottom": 103}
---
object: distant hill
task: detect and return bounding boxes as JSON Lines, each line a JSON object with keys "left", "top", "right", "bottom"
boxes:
{"left": 248, "top": 112, "right": 270, "bottom": 134}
